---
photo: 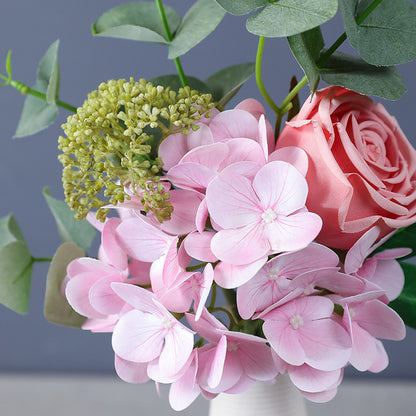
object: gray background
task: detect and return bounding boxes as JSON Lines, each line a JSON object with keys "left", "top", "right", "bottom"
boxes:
{"left": 0, "top": 0, "right": 415, "bottom": 380}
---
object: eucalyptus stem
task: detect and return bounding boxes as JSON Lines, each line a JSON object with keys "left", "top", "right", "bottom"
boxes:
{"left": 155, "top": 0, "right": 188, "bottom": 88}
{"left": 32, "top": 257, "right": 53, "bottom": 263}
{"left": 0, "top": 73, "right": 76, "bottom": 112}
{"left": 255, "top": 36, "right": 280, "bottom": 115}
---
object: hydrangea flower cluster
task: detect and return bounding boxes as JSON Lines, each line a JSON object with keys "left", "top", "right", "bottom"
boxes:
{"left": 63, "top": 99, "right": 408, "bottom": 411}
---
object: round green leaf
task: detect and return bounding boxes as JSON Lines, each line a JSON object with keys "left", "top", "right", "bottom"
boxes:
{"left": 0, "top": 241, "right": 32, "bottom": 315}
{"left": 43, "top": 187, "right": 96, "bottom": 252}
{"left": 205, "top": 62, "right": 256, "bottom": 108}
{"left": 92, "top": 2, "right": 181, "bottom": 44}
{"left": 44, "top": 242, "right": 86, "bottom": 328}
{"left": 168, "top": 0, "right": 226, "bottom": 59}
{"left": 320, "top": 52, "right": 407, "bottom": 100}
{"left": 246, "top": 0, "right": 338, "bottom": 38}
{"left": 214, "top": 0, "right": 267, "bottom": 15}
{"left": 357, "top": 0, "right": 416, "bottom": 66}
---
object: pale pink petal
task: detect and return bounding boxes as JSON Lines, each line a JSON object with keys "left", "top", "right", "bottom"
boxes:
{"left": 300, "top": 387, "right": 338, "bottom": 403}
{"left": 112, "top": 310, "right": 164, "bottom": 362}
{"left": 167, "top": 162, "right": 216, "bottom": 193}
{"left": 264, "top": 212, "right": 322, "bottom": 253}
{"left": 209, "top": 109, "right": 259, "bottom": 141}
{"left": 169, "top": 352, "right": 200, "bottom": 411}
{"left": 195, "top": 264, "right": 214, "bottom": 320}
{"left": 111, "top": 282, "right": 163, "bottom": 316}
{"left": 158, "top": 326, "right": 194, "bottom": 378}
{"left": 116, "top": 216, "right": 175, "bottom": 262}
{"left": 238, "top": 343, "right": 278, "bottom": 381}
{"left": 288, "top": 365, "right": 341, "bottom": 393}
{"left": 344, "top": 227, "right": 380, "bottom": 274}
{"left": 263, "top": 319, "right": 306, "bottom": 366}
{"left": 160, "top": 189, "right": 202, "bottom": 235}
{"left": 349, "top": 321, "right": 378, "bottom": 371}
{"left": 269, "top": 146, "right": 309, "bottom": 177}
{"left": 128, "top": 259, "right": 152, "bottom": 286}
{"left": 206, "top": 173, "right": 261, "bottom": 229}
{"left": 65, "top": 273, "right": 108, "bottom": 319}
{"left": 89, "top": 274, "right": 125, "bottom": 315}
{"left": 252, "top": 161, "right": 308, "bottom": 214}
{"left": 214, "top": 257, "right": 267, "bottom": 289}
{"left": 224, "top": 375, "right": 255, "bottom": 394}
{"left": 299, "top": 320, "right": 351, "bottom": 371}
{"left": 196, "top": 197, "right": 209, "bottom": 232}
{"left": 222, "top": 138, "right": 266, "bottom": 166}
{"left": 354, "top": 300, "right": 406, "bottom": 340}
{"left": 207, "top": 336, "right": 227, "bottom": 389}
{"left": 186, "top": 310, "right": 226, "bottom": 343}
{"left": 209, "top": 350, "right": 244, "bottom": 393}
{"left": 370, "top": 259, "right": 405, "bottom": 301}
{"left": 114, "top": 355, "right": 149, "bottom": 383}
{"left": 211, "top": 223, "right": 269, "bottom": 265}
{"left": 184, "top": 231, "right": 218, "bottom": 262}
{"left": 368, "top": 340, "right": 389, "bottom": 373}
{"left": 159, "top": 132, "right": 190, "bottom": 171}
{"left": 101, "top": 217, "right": 127, "bottom": 270}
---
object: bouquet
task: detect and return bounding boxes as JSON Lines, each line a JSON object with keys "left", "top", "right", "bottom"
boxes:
{"left": 1, "top": 0, "right": 416, "bottom": 413}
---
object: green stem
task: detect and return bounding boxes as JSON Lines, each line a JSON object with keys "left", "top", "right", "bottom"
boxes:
{"left": 209, "top": 282, "right": 217, "bottom": 309}
{"left": 356, "top": 0, "right": 384, "bottom": 24}
{"left": 186, "top": 262, "right": 208, "bottom": 272}
{"left": 155, "top": 0, "right": 188, "bottom": 87}
{"left": 32, "top": 257, "right": 53, "bottom": 263}
{"left": 255, "top": 36, "right": 280, "bottom": 115}
{"left": 0, "top": 73, "right": 77, "bottom": 112}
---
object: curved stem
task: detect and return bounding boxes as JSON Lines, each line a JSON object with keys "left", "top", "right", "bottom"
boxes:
{"left": 32, "top": 257, "right": 53, "bottom": 262}
{"left": 0, "top": 73, "right": 77, "bottom": 112}
{"left": 155, "top": 0, "right": 188, "bottom": 88}
{"left": 255, "top": 36, "right": 280, "bottom": 115}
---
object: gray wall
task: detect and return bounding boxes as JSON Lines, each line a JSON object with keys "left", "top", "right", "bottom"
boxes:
{"left": 0, "top": 0, "right": 415, "bottom": 378}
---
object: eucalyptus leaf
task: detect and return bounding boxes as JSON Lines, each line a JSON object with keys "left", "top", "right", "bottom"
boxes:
{"left": 205, "top": 62, "right": 255, "bottom": 109}
{"left": 0, "top": 242, "right": 32, "bottom": 315}
{"left": 44, "top": 242, "right": 86, "bottom": 328}
{"left": 357, "top": 0, "right": 416, "bottom": 66}
{"left": 390, "top": 261, "right": 416, "bottom": 329}
{"left": 338, "top": 0, "right": 359, "bottom": 48}
{"left": 149, "top": 74, "right": 210, "bottom": 93}
{"left": 168, "top": 0, "right": 226, "bottom": 59}
{"left": 0, "top": 50, "right": 12, "bottom": 86}
{"left": 43, "top": 188, "right": 96, "bottom": 252}
{"left": 287, "top": 27, "right": 324, "bottom": 93}
{"left": 0, "top": 214, "right": 25, "bottom": 249}
{"left": 92, "top": 2, "right": 181, "bottom": 44}
{"left": 320, "top": 52, "right": 406, "bottom": 100}
{"left": 214, "top": 0, "right": 267, "bottom": 15}
{"left": 246, "top": 0, "right": 338, "bottom": 38}
{"left": 0, "top": 214, "right": 32, "bottom": 314}
{"left": 14, "top": 40, "right": 60, "bottom": 138}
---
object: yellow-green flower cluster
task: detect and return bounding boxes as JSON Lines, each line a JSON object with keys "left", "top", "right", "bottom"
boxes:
{"left": 58, "top": 78, "right": 215, "bottom": 221}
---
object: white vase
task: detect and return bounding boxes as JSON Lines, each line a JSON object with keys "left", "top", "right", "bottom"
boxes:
{"left": 208, "top": 375, "right": 307, "bottom": 416}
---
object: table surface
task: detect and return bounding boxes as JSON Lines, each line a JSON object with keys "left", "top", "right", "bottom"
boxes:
{"left": 0, "top": 374, "right": 414, "bottom": 416}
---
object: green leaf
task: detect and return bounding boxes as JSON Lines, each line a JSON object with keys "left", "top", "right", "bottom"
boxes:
{"left": 375, "top": 225, "right": 416, "bottom": 260}
{"left": 320, "top": 52, "right": 407, "bottom": 100}
{"left": 246, "top": 0, "right": 338, "bottom": 37}
{"left": 149, "top": 74, "right": 211, "bottom": 93}
{"left": 287, "top": 26, "right": 324, "bottom": 93}
{"left": 14, "top": 40, "right": 60, "bottom": 138}
{"left": 0, "top": 214, "right": 32, "bottom": 314}
{"left": 92, "top": 2, "right": 181, "bottom": 44}
{"left": 168, "top": 0, "right": 226, "bottom": 59}
{"left": 357, "top": 0, "right": 416, "bottom": 66}
{"left": 44, "top": 242, "right": 86, "bottom": 328}
{"left": 205, "top": 62, "right": 256, "bottom": 109}
{"left": 43, "top": 188, "right": 96, "bottom": 252}
{"left": 338, "top": 0, "right": 359, "bottom": 48}
{"left": 390, "top": 261, "right": 416, "bottom": 329}
{"left": 214, "top": 0, "right": 267, "bottom": 15}
{"left": 0, "top": 50, "right": 12, "bottom": 86}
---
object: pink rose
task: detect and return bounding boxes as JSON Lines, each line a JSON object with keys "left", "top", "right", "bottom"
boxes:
{"left": 276, "top": 86, "right": 416, "bottom": 249}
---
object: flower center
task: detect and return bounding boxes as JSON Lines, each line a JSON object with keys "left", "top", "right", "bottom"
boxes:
{"left": 268, "top": 270, "right": 280, "bottom": 281}
{"left": 289, "top": 314, "right": 304, "bottom": 330}
{"left": 261, "top": 208, "right": 277, "bottom": 224}
{"left": 162, "top": 315, "right": 174, "bottom": 330}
